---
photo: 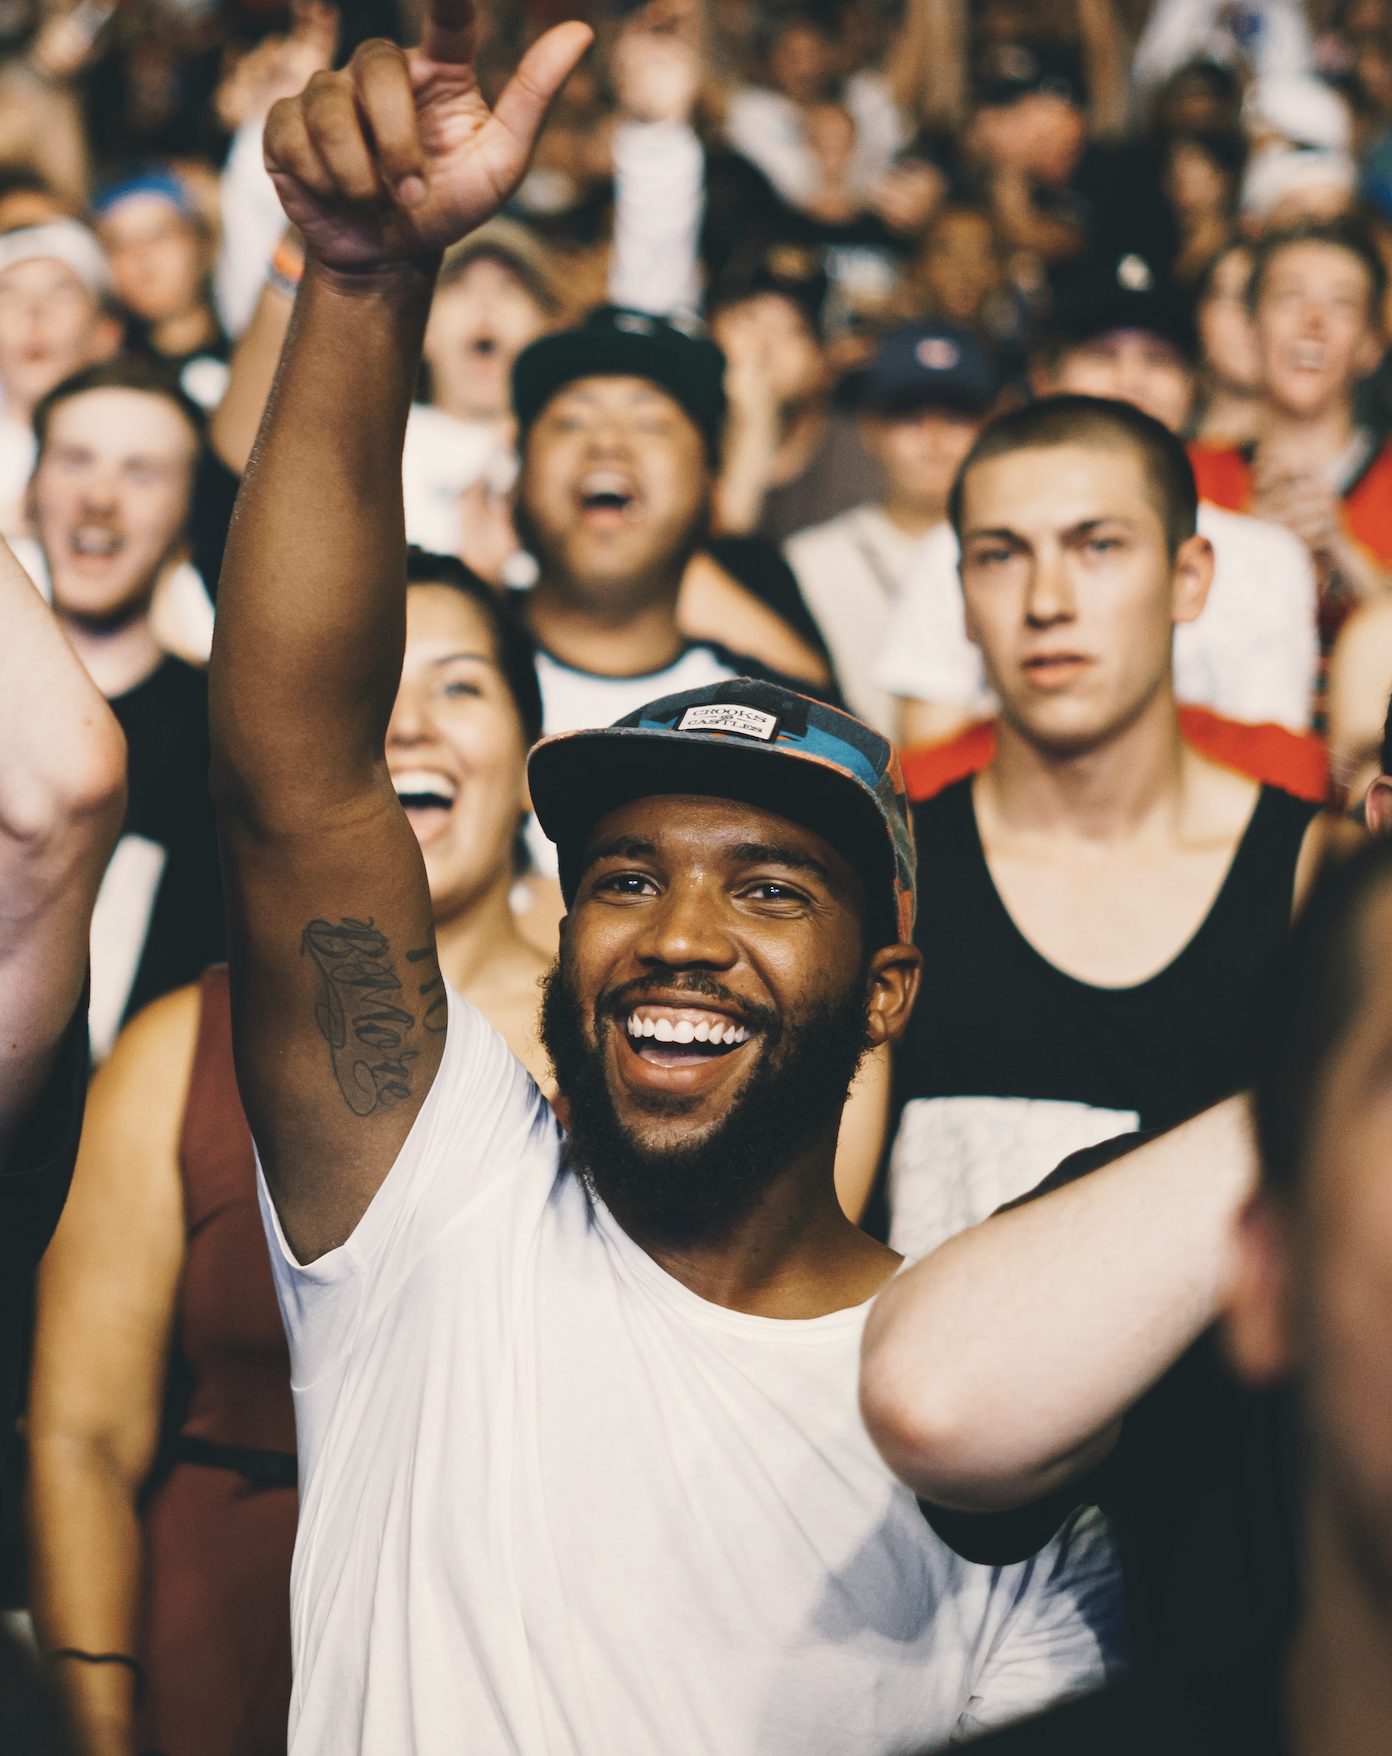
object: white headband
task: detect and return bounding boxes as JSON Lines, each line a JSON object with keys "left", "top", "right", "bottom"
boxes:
{"left": 0, "top": 220, "right": 112, "bottom": 299}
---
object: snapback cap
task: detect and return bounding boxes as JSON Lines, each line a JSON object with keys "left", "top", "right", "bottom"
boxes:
{"left": 1050, "top": 255, "right": 1198, "bottom": 359}
{"left": 528, "top": 678, "right": 916, "bottom": 946}
{"left": 849, "top": 321, "right": 999, "bottom": 417}
{"left": 512, "top": 305, "right": 728, "bottom": 462}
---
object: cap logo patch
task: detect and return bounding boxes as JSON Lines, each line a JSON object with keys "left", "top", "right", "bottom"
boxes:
{"left": 1117, "top": 254, "right": 1153, "bottom": 291}
{"left": 678, "top": 704, "right": 779, "bottom": 741}
{"left": 615, "top": 311, "right": 655, "bottom": 334}
{"left": 916, "top": 337, "right": 959, "bottom": 370}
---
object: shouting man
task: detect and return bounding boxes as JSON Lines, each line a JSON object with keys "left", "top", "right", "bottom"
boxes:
{"left": 207, "top": 8, "right": 1124, "bottom": 1753}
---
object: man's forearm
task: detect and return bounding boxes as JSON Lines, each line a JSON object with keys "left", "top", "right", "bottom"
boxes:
{"left": 210, "top": 256, "right": 437, "bottom": 830}
{"left": 859, "top": 1096, "right": 1259, "bottom": 1509}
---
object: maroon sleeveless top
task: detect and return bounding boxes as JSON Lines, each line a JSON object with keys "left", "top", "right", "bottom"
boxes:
{"left": 135, "top": 966, "right": 297, "bottom": 1756}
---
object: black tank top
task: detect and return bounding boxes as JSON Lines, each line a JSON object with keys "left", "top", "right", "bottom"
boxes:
{"left": 887, "top": 778, "right": 1316, "bottom": 1260}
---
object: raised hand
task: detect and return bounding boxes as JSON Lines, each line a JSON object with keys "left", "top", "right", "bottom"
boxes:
{"left": 263, "top": 0, "right": 592, "bottom": 270}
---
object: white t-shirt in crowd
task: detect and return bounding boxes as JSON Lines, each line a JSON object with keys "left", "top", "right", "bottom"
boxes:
{"left": 723, "top": 73, "right": 908, "bottom": 211}
{"left": 259, "top": 984, "right": 1126, "bottom": 1756}
{"left": 784, "top": 503, "right": 921, "bottom": 739}
{"left": 524, "top": 641, "right": 747, "bottom": 874}
{"left": 0, "top": 412, "right": 35, "bottom": 538}
{"left": 872, "top": 505, "right": 1319, "bottom": 733}
{"left": 401, "top": 402, "right": 516, "bottom": 558}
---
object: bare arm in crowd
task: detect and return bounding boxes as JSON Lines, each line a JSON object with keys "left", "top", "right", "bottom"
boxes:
{"left": 858, "top": 1097, "right": 1260, "bottom": 1510}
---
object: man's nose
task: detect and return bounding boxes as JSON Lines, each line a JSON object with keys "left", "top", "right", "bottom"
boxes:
{"left": 632, "top": 878, "right": 739, "bottom": 972}
{"left": 1024, "top": 547, "right": 1075, "bottom": 626}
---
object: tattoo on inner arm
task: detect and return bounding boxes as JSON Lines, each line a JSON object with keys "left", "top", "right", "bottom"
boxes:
{"left": 301, "top": 918, "right": 443, "bottom": 1116}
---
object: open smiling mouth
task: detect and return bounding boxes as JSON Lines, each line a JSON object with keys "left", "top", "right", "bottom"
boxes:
{"left": 393, "top": 769, "right": 457, "bottom": 823}
{"left": 69, "top": 524, "right": 124, "bottom": 559}
{"left": 578, "top": 471, "right": 637, "bottom": 517}
{"left": 622, "top": 1006, "right": 754, "bottom": 1068}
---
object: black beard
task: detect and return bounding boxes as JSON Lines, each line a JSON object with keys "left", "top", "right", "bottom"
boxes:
{"left": 540, "top": 956, "right": 872, "bottom": 1247}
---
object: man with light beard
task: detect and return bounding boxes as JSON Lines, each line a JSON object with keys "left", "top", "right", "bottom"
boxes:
{"left": 27, "top": 356, "right": 223, "bottom": 1054}
{"left": 206, "top": 10, "right": 1126, "bottom": 1752}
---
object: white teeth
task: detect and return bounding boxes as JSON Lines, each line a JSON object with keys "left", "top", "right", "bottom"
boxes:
{"left": 625, "top": 1011, "right": 752, "bottom": 1046}
{"left": 694, "top": 1021, "right": 710, "bottom": 1042}
{"left": 673, "top": 1020, "right": 694, "bottom": 1043}
{"left": 653, "top": 1019, "right": 674, "bottom": 1042}
{"left": 628, "top": 1016, "right": 640, "bottom": 1036}
{"left": 642, "top": 1018, "right": 655, "bottom": 1036}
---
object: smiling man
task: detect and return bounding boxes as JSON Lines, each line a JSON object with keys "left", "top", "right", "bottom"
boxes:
{"left": 207, "top": 12, "right": 1125, "bottom": 1753}
{"left": 28, "top": 356, "right": 224, "bottom": 1053}
{"left": 1191, "top": 222, "right": 1392, "bottom": 643}
{"left": 886, "top": 396, "right": 1323, "bottom": 1271}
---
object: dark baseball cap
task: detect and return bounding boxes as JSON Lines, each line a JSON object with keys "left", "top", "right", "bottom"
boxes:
{"left": 528, "top": 677, "right": 917, "bottom": 947}
{"left": 707, "top": 241, "right": 830, "bottom": 337}
{"left": 977, "top": 44, "right": 1086, "bottom": 110}
{"left": 849, "top": 322, "right": 999, "bottom": 417}
{"left": 1050, "top": 255, "right": 1198, "bottom": 359}
{"left": 512, "top": 306, "right": 728, "bottom": 462}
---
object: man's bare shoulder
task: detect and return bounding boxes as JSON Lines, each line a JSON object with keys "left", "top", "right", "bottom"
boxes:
{"left": 1180, "top": 746, "right": 1264, "bottom": 851}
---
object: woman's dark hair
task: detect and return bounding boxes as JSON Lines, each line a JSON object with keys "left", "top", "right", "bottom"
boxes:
{"left": 1195, "top": 236, "right": 1253, "bottom": 306}
{"left": 1255, "top": 835, "right": 1392, "bottom": 1196}
{"left": 405, "top": 548, "right": 543, "bottom": 748}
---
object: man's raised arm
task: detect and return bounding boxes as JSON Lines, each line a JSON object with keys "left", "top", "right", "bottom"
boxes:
{"left": 858, "top": 1097, "right": 1260, "bottom": 1511}
{"left": 209, "top": 1, "right": 590, "bottom": 1263}
{"left": 0, "top": 543, "right": 125, "bottom": 1167}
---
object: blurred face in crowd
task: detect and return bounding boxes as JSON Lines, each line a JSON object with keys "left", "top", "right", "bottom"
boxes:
{"left": 917, "top": 208, "right": 1002, "bottom": 327}
{"left": 860, "top": 404, "right": 983, "bottom": 519}
{"left": 520, "top": 374, "right": 710, "bottom": 605}
{"left": 712, "top": 293, "right": 824, "bottom": 412}
{"left": 424, "top": 254, "right": 551, "bottom": 424}
{"left": 769, "top": 21, "right": 837, "bottom": 106}
{"left": 97, "top": 193, "right": 208, "bottom": 326}
{"left": 974, "top": 93, "right": 1087, "bottom": 187}
{"left": 1164, "top": 138, "right": 1232, "bottom": 226}
{"left": 0, "top": 186, "right": 63, "bottom": 234}
{"left": 1252, "top": 241, "right": 1384, "bottom": 419}
{"left": 1227, "top": 879, "right": 1392, "bottom": 1609}
{"left": 1198, "top": 245, "right": 1262, "bottom": 394}
{"left": 0, "top": 257, "right": 119, "bottom": 421}
{"left": 958, "top": 442, "right": 1211, "bottom": 754}
{"left": 388, "top": 584, "right": 532, "bottom": 920}
{"left": 33, "top": 388, "right": 198, "bottom": 629}
{"left": 1045, "top": 330, "right": 1195, "bottom": 433}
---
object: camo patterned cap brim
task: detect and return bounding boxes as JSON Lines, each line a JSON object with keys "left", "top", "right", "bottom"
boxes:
{"left": 528, "top": 679, "right": 916, "bottom": 947}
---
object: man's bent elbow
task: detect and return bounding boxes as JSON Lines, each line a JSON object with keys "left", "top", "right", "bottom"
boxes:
{"left": 858, "top": 1330, "right": 985, "bottom": 1503}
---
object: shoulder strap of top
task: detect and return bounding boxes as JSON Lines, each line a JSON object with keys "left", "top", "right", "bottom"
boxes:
{"left": 1207, "top": 787, "right": 1318, "bottom": 932}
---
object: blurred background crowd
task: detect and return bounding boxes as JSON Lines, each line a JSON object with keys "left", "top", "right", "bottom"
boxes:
{"left": 7, "top": 0, "right": 1392, "bottom": 1745}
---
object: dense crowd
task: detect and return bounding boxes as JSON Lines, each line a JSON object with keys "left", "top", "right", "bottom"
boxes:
{"left": 2, "top": 0, "right": 1392, "bottom": 1751}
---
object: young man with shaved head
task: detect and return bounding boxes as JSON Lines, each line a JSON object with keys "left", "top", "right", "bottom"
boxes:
{"left": 204, "top": 10, "right": 1124, "bottom": 1753}
{"left": 875, "top": 396, "right": 1323, "bottom": 1682}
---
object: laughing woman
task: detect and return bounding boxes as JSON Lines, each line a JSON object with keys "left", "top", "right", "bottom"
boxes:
{"left": 26, "top": 552, "right": 549, "bottom": 1756}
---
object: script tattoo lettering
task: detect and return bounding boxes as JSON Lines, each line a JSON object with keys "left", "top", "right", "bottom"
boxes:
{"left": 407, "top": 943, "right": 448, "bottom": 1033}
{"left": 301, "top": 917, "right": 420, "bottom": 1115}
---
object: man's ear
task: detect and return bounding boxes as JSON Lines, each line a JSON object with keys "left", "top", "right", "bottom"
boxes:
{"left": 1222, "top": 1190, "right": 1298, "bottom": 1386}
{"left": 1172, "top": 532, "right": 1214, "bottom": 625}
{"left": 865, "top": 941, "right": 922, "bottom": 1048}
{"left": 1365, "top": 773, "right": 1392, "bottom": 837}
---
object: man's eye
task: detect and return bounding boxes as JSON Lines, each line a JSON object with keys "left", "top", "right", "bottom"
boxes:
{"left": 744, "top": 881, "right": 804, "bottom": 903}
{"left": 971, "top": 547, "right": 1013, "bottom": 567}
{"left": 442, "top": 679, "right": 481, "bottom": 699}
{"left": 1085, "top": 536, "right": 1122, "bottom": 554}
{"left": 599, "top": 872, "right": 657, "bottom": 896}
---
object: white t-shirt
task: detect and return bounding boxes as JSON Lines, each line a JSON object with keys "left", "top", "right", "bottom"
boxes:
{"left": 260, "top": 985, "right": 1125, "bottom": 1756}
{"left": 872, "top": 505, "right": 1319, "bottom": 733}
{"left": 525, "top": 642, "right": 745, "bottom": 875}
{"left": 0, "top": 411, "right": 35, "bottom": 538}
{"left": 784, "top": 504, "right": 920, "bottom": 738}
{"left": 401, "top": 402, "right": 517, "bottom": 558}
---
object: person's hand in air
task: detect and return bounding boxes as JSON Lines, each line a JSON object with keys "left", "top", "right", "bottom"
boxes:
{"left": 263, "top": 0, "right": 592, "bottom": 271}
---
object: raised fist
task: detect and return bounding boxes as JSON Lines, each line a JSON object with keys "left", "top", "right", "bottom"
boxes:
{"left": 263, "top": 0, "right": 591, "bottom": 271}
